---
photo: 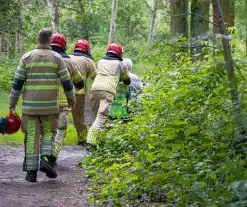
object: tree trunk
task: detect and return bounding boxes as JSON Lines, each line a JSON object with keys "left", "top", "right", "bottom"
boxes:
{"left": 77, "top": 0, "right": 90, "bottom": 40}
{"left": 16, "top": 0, "right": 24, "bottom": 55}
{"left": 108, "top": 0, "right": 118, "bottom": 45}
{"left": 48, "top": 0, "right": 60, "bottom": 33}
{"left": 171, "top": 0, "right": 188, "bottom": 38}
{"left": 212, "top": 0, "right": 243, "bottom": 143}
{"left": 220, "top": 0, "right": 235, "bottom": 28}
{"left": 148, "top": 0, "right": 158, "bottom": 45}
{"left": 191, "top": 0, "right": 210, "bottom": 59}
{"left": 0, "top": 33, "right": 4, "bottom": 56}
{"left": 191, "top": 0, "right": 210, "bottom": 40}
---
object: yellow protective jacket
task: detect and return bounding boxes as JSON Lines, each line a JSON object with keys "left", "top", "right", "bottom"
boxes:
{"left": 91, "top": 56, "right": 131, "bottom": 96}
{"left": 9, "top": 44, "right": 76, "bottom": 115}
{"left": 70, "top": 52, "right": 97, "bottom": 95}
{"left": 58, "top": 55, "right": 84, "bottom": 107}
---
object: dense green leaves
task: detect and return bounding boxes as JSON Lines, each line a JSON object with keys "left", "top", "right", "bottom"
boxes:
{"left": 0, "top": 57, "right": 19, "bottom": 91}
{"left": 81, "top": 42, "right": 247, "bottom": 206}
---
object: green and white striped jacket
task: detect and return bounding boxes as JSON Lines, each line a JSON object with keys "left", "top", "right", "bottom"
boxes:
{"left": 9, "top": 44, "right": 76, "bottom": 115}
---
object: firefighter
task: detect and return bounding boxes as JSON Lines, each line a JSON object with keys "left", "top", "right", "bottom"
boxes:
{"left": 50, "top": 32, "right": 84, "bottom": 160}
{"left": 123, "top": 58, "right": 143, "bottom": 91}
{"left": 86, "top": 43, "right": 131, "bottom": 148}
{"left": 70, "top": 40, "right": 97, "bottom": 145}
{"left": 9, "top": 29, "right": 76, "bottom": 182}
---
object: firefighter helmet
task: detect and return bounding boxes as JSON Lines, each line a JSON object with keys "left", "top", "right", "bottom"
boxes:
{"left": 50, "top": 32, "right": 67, "bottom": 51}
{"left": 107, "top": 43, "right": 124, "bottom": 58}
{"left": 74, "top": 40, "right": 92, "bottom": 55}
{"left": 6, "top": 111, "right": 21, "bottom": 134}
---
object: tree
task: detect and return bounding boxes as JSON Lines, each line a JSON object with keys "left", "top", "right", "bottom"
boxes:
{"left": 15, "top": 0, "right": 24, "bottom": 55}
{"left": 48, "top": 0, "right": 60, "bottom": 32}
{"left": 212, "top": 0, "right": 243, "bottom": 143}
{"left": 191, "top": 0, "right": 210, "bottom": 59}
{"left": 116, "top": 0, "right": 149, "bottom": 44}
{"left": 0, "top": 0, "right": 25, "bottom": 56}
{"left": 170, "top": 0, "right": 188, "bottom": 38}
{"left": 146, "top": 0, "right": 158, "bottom": 45}
{"left": 108, "top": 0, "right": 118, "bottom": 45}
{"left": 220, "top": 0, "right": 235, "bottom": 28}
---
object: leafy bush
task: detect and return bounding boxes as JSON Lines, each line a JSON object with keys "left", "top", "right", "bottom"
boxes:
{"left": 0, "top": 57, "right": 19, "bottom": 92}
{"left": 81, "top": 42, "right": 247, "bottom": 206}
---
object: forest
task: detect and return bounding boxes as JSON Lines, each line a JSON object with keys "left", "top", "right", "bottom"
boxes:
{"left": 1, "top": 0, "right": 247, "bottom": 206}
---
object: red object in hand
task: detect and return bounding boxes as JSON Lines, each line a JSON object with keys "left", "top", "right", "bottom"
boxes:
{"left": 6, "top": 111, "right": 21, "bottom": 134}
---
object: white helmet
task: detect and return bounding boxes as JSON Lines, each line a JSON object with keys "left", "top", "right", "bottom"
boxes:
{"left": 123, "top": 58, "right": 132, "bottom": 73}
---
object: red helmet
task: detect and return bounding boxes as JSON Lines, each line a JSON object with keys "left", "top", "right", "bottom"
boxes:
{"left": 107, "top": 43, "right": 124, "bottom": 58}
{"left": 74, "top": 40, "right": 92, "bottom": 55}
{"left": 50, "top": 32, "right": 67, "bottom": 51}
{"left": 6, "top": 111, "right": 21, "bottom": 134}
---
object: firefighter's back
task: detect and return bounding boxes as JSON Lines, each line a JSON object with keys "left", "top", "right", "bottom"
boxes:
{"left": 19, "top": 46, "right": 66, "bottom": 115}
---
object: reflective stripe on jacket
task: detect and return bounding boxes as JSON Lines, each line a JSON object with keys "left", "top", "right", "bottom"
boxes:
{"left": 70, "top": 53, "right": 97, "bottom": 94}
{"left": 58, "top": 57, "right": 83, "bottom": 107}
{"left": 9, "top": 44, "right": 76, "bottom": 115}
{"left": 91, "top": 58, "right": 130, "bottom": 96}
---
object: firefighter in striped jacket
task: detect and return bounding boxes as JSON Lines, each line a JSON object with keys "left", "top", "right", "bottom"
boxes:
{"left": 50, "top": 33, "right": 84, "bottom": 160}
{"left": 70, "top": 40, "right": 97, "bottom": 145}
{"left": 8, "top": 29, "right": 76, "bottom": 182}
{"left": 86, "top": 43, "right": 131, "bottom": 149}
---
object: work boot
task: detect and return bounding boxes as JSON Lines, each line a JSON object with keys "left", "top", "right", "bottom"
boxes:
{"left": 48, "top": 157, "right": 56, "bottom": 168}
{"left": 25, "top": 170, "right": 37, "bottom": 182}
{"left": 40, "top": 156, "right": 57, "bottom": 179}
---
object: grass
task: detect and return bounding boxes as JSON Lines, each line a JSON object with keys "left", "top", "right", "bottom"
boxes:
{"left": 0, "top": 91, "right": 24, "bottom": 144}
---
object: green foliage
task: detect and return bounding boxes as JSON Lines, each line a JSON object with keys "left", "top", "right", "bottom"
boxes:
{"left": 0, "top": 1, "right": 21, "bottom": 32}
{"left": 0, "top": 57, "right": 19, "bottom": 91}
{"left": 59, "top": 0, "right": 149, "bottom": 45}
{"left": 81, "top": 42, "right": 247, "bottom": 206}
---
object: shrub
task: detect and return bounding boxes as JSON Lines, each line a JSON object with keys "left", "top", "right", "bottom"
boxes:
{"left": 81, "top": 42, "right": 247, "bottom": 206}
{"left": 0, "top": 57, "right": 19, "bottom": 92}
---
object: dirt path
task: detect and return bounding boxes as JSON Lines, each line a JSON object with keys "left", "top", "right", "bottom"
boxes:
{"left": 0, "top": 145, "right": 91, "bottom": 207}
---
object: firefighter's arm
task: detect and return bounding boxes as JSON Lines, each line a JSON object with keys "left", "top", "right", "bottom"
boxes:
{"left": 70, "top": 60, "right": 84, "bottom": 90}
{"left": 57, "top": 59, "right": 76, "bottom": 106}
{"left": 88, "top": 59, "right": 97, "bottom": 80}
{"left": 9, "top": 56, "right": 27, "bottom": 109}
{"left": 120, "top": 63, "right": 131, "bottom": 85}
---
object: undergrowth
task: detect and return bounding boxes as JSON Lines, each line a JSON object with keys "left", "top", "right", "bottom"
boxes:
{"left": 81, "top": 42, "right": 247, "bottom": 206}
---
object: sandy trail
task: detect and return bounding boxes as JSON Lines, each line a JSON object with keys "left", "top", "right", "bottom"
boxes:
{"left": 0, "top": 145, "right": 90, "bottom": 207}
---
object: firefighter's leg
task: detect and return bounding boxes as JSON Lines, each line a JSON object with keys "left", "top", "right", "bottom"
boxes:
{"left": 54, "top": 108, "right": 68, "bottom": 159}
{"left": 40, "top": 115, "right": 58, "bottom": 178}
{"left": 22, "top": 115, "right": 41, "bottom": 172}
{"left": 87, "top": 91, "right": 114, "bottom": 146}
{"left": 72, "top": 93, "right": 87, "bottom": 144}
{"left": 91, "top": 92, "right": 100, "bottom": 121}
